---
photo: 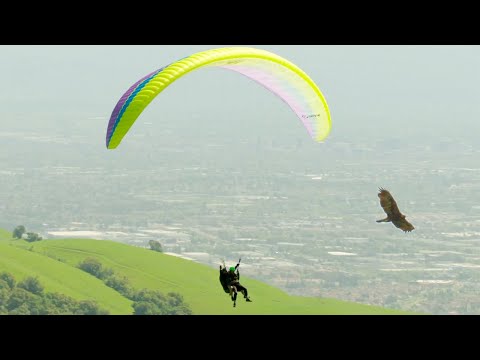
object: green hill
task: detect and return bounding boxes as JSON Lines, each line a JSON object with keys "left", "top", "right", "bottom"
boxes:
{"left": 0, "top": 228, "right": 12, "bottom": 240}
{"left": 0, "top": 242, "right": 133, "bottom": 314}
{"left": 0, "top": 229, "right": 413, "bottom": 314}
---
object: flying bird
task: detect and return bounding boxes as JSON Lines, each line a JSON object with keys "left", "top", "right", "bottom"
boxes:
{"left": 376, "top": 188, "right": 415, "bottom": 232}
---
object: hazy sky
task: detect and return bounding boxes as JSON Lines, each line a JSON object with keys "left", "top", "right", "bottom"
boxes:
{"left": 1, "top": 45, "right": 480, "bottom": 147}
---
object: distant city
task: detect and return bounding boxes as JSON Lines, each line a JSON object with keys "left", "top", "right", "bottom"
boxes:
{"left": 1, "top": 119, "right": 480, "bottom": 315}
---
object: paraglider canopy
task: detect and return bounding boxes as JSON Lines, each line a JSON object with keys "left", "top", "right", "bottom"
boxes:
{"left": 106, "top": 47, "right": 331, "bottom": 149}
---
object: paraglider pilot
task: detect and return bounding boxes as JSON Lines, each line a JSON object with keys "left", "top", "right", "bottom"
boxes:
{"left": 219, "top": 258, "right": 252, "bottom": 307}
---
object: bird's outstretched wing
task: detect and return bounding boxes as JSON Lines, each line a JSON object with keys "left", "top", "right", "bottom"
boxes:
{"left": 392, "top": 218, "right": 415, "bottom": 232}
{"left": 378, "top": 188, "right": 403, "bottom": 219}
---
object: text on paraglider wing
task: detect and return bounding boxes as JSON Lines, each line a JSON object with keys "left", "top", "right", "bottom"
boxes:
{"left": 301, "top": 114, "right": 322, "bottom": 119}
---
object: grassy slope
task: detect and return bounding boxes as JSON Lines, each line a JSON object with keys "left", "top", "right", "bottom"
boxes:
{"left": 24, "top": 238, "right": 411, "bottom": 314}
{"left": 0, "top": 232, "right": 133, "bottom": 314}
{"left": 0, "top": 228, "right": 12, "bottom": 240}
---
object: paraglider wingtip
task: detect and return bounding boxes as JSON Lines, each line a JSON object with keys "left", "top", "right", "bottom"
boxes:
{"left": 106, "top": 142, "right": 118, "bottom": 150}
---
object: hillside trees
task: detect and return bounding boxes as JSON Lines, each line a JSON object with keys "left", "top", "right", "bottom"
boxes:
{"left": 0, "top": 272, "right": 16, "bottom": 289}
{"left": 12, "top": 225, "right": 42, "bottom": 242}
{"left": 78, "top": 257, "right": 104, "bottom": 278}
{"left": 25, "top": 232, "right": 43, "bottom": 242}
{"left": 18, "top": 276, "right": 44, "bottom": 295}
{"left": 77, "top": 258, "right": 192, "bottom": 315}
{"left": 148, "top": 240, "right": 163, "bottom": 253}
{"left": 0, "top": 272, "right": 108, "bottom": 315}
{"left": 12, "top": 225, "right": 26, "bottom": 239}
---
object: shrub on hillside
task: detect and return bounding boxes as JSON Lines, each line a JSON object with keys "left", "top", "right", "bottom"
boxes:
{"left": 148, "top": 240, "right": 163, "bottom": 253}
{"left": 0, "top": 272, "right": 109, "bottom": 315}
{"left": 12, "top": 225, "right": 26, "bottom": 239}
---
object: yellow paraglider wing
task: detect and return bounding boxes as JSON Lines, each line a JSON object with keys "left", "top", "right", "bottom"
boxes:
{"left": 106, "top": 47, "right": 331, "bottom": 149}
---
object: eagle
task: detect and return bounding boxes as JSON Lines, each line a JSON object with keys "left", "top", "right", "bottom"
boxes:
{"left": 376, "top": 188, "right": 415, "bottom": 232}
